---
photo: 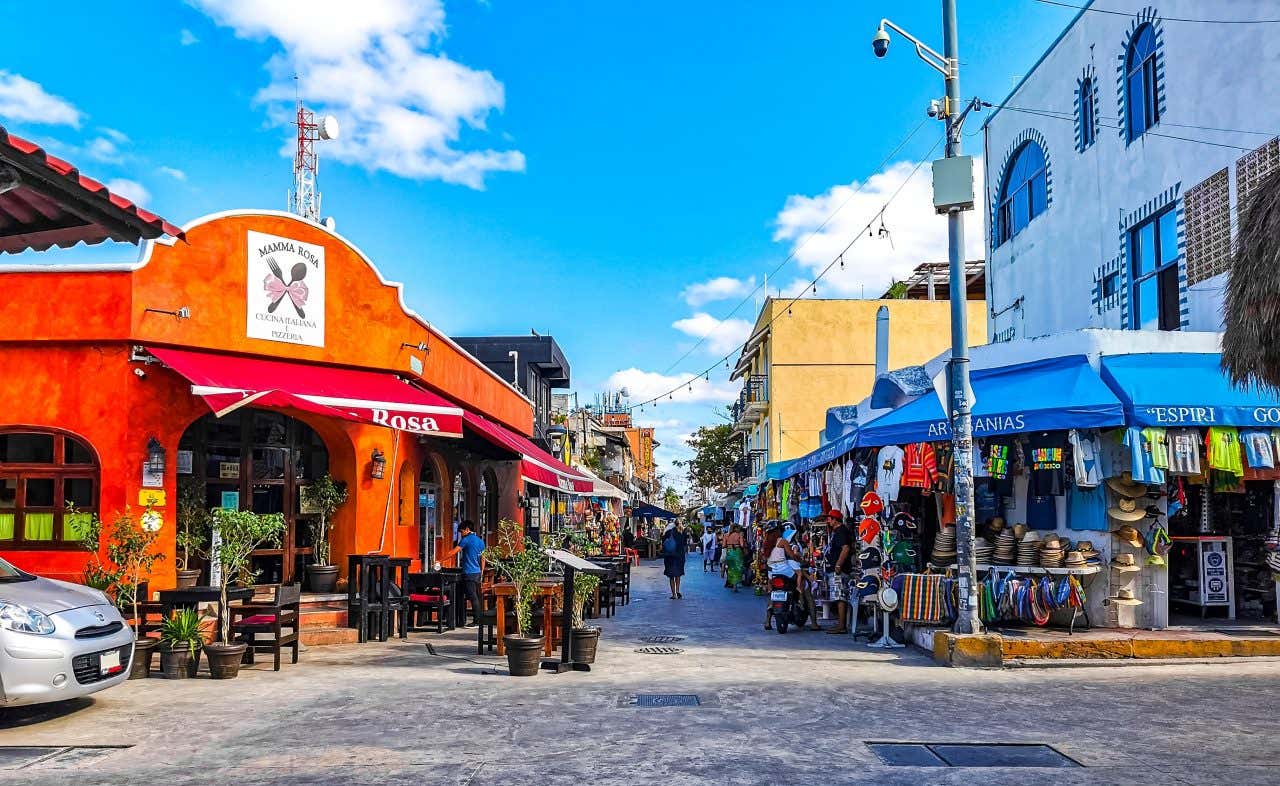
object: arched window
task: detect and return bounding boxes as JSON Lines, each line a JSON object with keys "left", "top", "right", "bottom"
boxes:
{"left": 1126, "top": 24, "right": 1159, "bottom": 141}
{"left": 0, "top": 429, "right": 98, "bottom": 549}
{"left": 995, "top": 141, "right": 1048, "bottom": 246}
{"left": 1078, "top": 77, "right": 1096, "bottom": 150}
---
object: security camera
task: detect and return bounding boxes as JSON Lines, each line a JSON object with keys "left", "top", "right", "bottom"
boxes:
{"left": 927, "top": 99, "right": 942, "bottom": 118}
{"left": 872, "top": 28, "right": 890, "bottom": 58}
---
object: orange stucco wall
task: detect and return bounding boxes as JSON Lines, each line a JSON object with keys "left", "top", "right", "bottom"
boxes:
{"left": 0, "top": 211, "right": 533, "bottom": 586}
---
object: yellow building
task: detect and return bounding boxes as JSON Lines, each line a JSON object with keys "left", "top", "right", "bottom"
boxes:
{"left": 730, "top": 295, "right": 987, "bottom": 476}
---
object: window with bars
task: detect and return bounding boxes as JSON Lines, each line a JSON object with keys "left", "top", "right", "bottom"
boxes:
{"left": 0, "top": 430, "right": 99, "bottom": 549}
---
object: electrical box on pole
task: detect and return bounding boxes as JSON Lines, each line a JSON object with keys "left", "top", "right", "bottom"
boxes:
{"left": 931, "top": 154, "right": 975, "bottom": 214}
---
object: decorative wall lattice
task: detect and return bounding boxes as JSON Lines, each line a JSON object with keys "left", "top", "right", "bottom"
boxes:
{"left": 1236, "top": 137, "right": 1280, "bottom": 221}
{"left": 1184, "top": 168, "right": 1231, "bottom": 286}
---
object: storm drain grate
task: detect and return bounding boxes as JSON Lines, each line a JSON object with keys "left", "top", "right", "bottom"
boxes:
{"left": 868, "top": 743, "right": 1080, "bottom": 768}
{"left": 0, "top": 746, "right": 131, "bottom": 770}
{"left": 634, "top": 645, "right": 684, "bottom": 655}
{"left": 630, "top": 694, "right": 701, "bottom": 707}
{"left": 642, "top": 635, "right": 686, "bottom": 643}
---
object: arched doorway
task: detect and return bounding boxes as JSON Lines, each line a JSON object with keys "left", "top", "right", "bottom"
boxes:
{"left": 418, "top": 459, "right": 441, "bottom": 567}
{"left": 178, "top": 409, "right": 329, "bottom": 584}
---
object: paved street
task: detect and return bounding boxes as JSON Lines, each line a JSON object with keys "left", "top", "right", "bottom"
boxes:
{"left": 4, "top": 556, "right": 1280, "bottom": 785}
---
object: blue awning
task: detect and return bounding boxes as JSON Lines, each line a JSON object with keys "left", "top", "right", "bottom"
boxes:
{"left": 633, "top": 502, "right": 678, "bottom": 520}
{"left": 856, "top": 355, "right": 1126, "bottom": 447}
{"left": 772, "top": 428, "right": 860, "bottom": 480}
{"left": 1100, "top": 353, "right": 1280, "bottom": 427}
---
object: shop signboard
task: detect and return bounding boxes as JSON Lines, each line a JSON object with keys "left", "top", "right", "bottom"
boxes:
{"left": 246, "top": 230, "right": 326, "bottom": 348}
{"left": 1203, "top": 544, "right": 1229, "bottom": 604}
{"left": 176, "top": 450, "right": 193, "bottom": 475}
{"left": 219, "top": 461, "right": 240, "bottom": 480}
{"left": 141, "top": 461, "right": 164, "bottom": 489}
{"left": 220, "top": 491, "right": 239, "bottom": 510}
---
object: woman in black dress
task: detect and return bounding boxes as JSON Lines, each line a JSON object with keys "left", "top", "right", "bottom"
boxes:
{"left": 662, "top": 523, "right": 688, "bottom": 598}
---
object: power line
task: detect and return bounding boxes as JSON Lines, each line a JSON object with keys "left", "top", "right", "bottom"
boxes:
{"left": 1032, "top": 0, "right": 1280, "bottom": 24}
{"left": 630, "top": 139, "right": 943, "bottom": 413}
{"left": 660, "top": 116, "right": 933, "bottom": 375}
{"left": 994, "top": 103, "right": 1264, "bottom": 151}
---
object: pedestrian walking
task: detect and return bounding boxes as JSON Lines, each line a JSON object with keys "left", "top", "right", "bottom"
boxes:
{"left": 442, "top": 519, "right": 485, "bottom": 627}
{"left": 701, "top": 527, "right": 717, "bottom": 572}
{"left": 662, "top": 523, "right": 687, "bottom": 598}
{"left": 722, "top": 523, "right": 746, "bottom": 592}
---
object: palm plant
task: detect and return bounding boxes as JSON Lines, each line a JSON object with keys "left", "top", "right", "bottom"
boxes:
{"left": 1223, "top": 168, "right": 1280, "bottom": 390}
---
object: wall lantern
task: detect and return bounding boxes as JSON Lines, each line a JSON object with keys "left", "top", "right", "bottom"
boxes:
{"left": 370, "top": 448, "right": 387, "bottom": 480}
{"left": 146, "top": 436, "right": 166, "bottom": 475}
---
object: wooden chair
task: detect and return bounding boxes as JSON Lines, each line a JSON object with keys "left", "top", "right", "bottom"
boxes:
{"left": 387, "top": 558, "right": 411, "bottom": 640}
{"left": 406, "top": 573, "right": 452, "bottom": 634}
{"left": 349, "top": 555, "right": 392, "bottom": 642}
{"left": 230, "top": 583, "right": 300, "bottom": 671}
{"left": 125, "top": 581, "right": 166, "bottom": 638}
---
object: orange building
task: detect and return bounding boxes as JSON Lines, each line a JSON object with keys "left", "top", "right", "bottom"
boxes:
{"left": 0, "top": 133, "right": 590, "bottom": 586}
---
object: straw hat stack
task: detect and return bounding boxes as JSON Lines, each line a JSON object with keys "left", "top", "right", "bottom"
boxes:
{"left": 974, "top": 537, "right": 995, "bottom": 565}
{"left": 932, "top": 526, "right": 957, "bottom": 565}
{"left": 1063, "top": 550, "right": 1087, "bottom": 569}
{"left": 994, "top": 529, "right": 1017, "bottom": 565}
{"left": 1039, "top": 535, "right": 1065, "bottom": 568}
{"left": 1077, "top": 541, "right": 1101, "bottom": 565}
{"left": 1017, "top": 532, "right": 1042, "bottom": 566}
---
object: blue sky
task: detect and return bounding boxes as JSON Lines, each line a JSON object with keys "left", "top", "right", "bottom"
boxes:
{"left": 0, "top": 0, "right": 1078, "bottom": 487}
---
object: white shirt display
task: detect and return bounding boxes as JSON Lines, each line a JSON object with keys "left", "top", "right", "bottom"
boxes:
{"left": 875, "top": 445, "right": 906, "bottom": 502}
{"left": 1068, "top": 429, "right": 1102, "bottom": 488}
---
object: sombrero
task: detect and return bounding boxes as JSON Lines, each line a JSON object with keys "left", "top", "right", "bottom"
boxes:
{"left": 1108, "top": 497, "right": 1147, "bottom": 522}
{"left": 858, "top": 517, "right": 881, "bottom": 545}
{"left": 1106, "top": 472, "right": 1149, "bottom": 498}
{"left": 1108, "top": 588, "right": 1143, "bottom": 606}
{"left": 1111, "top": 524, "right": 1144, "bottom": 548}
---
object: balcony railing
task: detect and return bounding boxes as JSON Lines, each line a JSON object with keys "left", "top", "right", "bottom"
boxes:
{"left": 733, "top": 449, "right": 768, "bottom": 481}
{"left": 731, "top": 375, "right": 769, "bottom": 432}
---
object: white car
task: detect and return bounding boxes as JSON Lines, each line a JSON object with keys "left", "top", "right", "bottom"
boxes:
{"left": 0, "top": 556, "right": 135, "bottom": 707}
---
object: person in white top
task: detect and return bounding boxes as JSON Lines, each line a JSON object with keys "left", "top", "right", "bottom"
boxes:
{"left": 701, "top": 527, "right": 718, "bottom": 572}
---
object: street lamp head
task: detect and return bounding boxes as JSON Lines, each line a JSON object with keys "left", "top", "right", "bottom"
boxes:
{"left": 872, "top": 27, "right": 890, "bottom": 58}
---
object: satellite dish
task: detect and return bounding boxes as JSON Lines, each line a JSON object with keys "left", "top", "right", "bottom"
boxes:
{"left": 322, "top": 216, "right": 337, "bottom": 231}
{"left": 319, "top": 115, "right": 340, "bottom": 141}
{"left": 619, "top": 387, "right": 630, "bottom": 398}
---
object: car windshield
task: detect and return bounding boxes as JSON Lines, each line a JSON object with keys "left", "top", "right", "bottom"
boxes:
{"left": 0, "top": 556, "right": 36, "bottom": 582}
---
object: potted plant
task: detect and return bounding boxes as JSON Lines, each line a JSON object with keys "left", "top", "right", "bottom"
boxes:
{"left": 301, "top": 474, "right": 347, "bottom": 593}
{"left": 203, "top": 508, "right": 286, "bottom": 679}
{"left": 175, "top": 476, "right": 209, "bottom": 588}
{"left": 80, "top": 506, "right": 165, "bottom": 679}
{"left": 158, "top": 608, "right": 205, "bottom": 678}
{"left": 488, "top": 518, "right": 547, "bottom": 677}
{"left": 570, "top": 572, "right": 602, "bottom": 664}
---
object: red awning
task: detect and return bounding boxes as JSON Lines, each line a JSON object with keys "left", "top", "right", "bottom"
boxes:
{"left": 150, "top": 347, "right": 463, "bottom": 438}
{"left": 462, "top": 412, "right": 594, "bottom": 494}
{"left": 0, "top": 126, "right": 185, "bottom": 253}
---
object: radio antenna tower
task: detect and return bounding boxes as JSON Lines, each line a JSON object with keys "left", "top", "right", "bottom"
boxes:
{"left": 288, "top": 83, "right": 339, "bottom": 222}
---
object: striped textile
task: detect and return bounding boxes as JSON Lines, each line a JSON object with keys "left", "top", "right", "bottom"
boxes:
{"left": 899, "top": 573, "right": 948, "bottom": 625}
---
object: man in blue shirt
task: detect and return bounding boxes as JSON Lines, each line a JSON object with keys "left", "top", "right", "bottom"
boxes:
{"left": 444, "top": 520, "right": 486, "bottom": 627}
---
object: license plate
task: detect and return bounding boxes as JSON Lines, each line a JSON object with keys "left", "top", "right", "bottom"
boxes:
{"left": 99, "top": 649, "right": 121, "bottom": 675}
{"left": 770, "top": 591, "right": 789, "bottom": 602}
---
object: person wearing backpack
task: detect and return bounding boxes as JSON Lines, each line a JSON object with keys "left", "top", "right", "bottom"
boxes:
{"left": 662, "top": 523, "right": 688, "bottom": 599}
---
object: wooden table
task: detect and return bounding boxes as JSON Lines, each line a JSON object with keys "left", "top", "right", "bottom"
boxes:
{"left": 492, "top": 579, "right": 563, "bottom": 656}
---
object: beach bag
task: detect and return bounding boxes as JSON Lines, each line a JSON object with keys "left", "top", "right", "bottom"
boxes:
{"left": 662, "top": 535, "right": 677, "bottom": 556}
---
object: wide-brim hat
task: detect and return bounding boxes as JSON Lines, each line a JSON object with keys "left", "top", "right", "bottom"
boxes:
{"left": 1108, "top": 501, "right": 1147, "bottom": 522}
{"left": 1020, "top": 531, "right": 1042, "bottom": 544}
{"left": 1112, "top": 525, "right": 1144, "bottom": 548}
{"left": 1106, "top": 472, "right": 1150, "bottom": 499}
{"left": 1109, "top": 588, "right": 1143, "bottom": 605}
{"left": 878, "top": 587, "right": 899, "bottom": 612}
{"left": 1063, "top": 551, "right": 1087, "bottom": 567}
{"left": 1110, "top": 553, "right": 1141, "bottom": 572}
{"left": 1076, "top": 540, "right": 1097, "bottom": 554}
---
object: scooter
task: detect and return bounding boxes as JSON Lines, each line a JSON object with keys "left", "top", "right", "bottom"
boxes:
{"left": 767, "top": 571, "right": 805, "bottom": 634}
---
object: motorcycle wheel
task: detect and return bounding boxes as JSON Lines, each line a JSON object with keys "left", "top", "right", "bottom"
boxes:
{"left": 777, "top": 617, "right": 789, "bottom": 634}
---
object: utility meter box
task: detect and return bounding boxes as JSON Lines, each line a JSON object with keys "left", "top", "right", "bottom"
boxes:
{"left": 932, "top": 155, "right": 975, "bottom": 214}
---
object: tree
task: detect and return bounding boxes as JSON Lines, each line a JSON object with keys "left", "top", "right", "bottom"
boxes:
{"left": 675, "top": 422, "right": 743, "bottom": 491}
{"left": 1223, "top": 168, "right": 1280, "bottom": 391}
{"left": 662, "top": 486, "right": 681, "bottom": 512}
{"left": 300, "top": 473, "right": 348, "bottom": 567}
{"left": 209, "top": 508, "right": 286, "bottom": 644}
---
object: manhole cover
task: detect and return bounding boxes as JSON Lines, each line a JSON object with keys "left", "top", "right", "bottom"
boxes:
{"left": 631, "top": 694, "right": 700, "bottom": 707}
{"left": 642, "top": 635, "right": 685, "bottom": 643}
{"left": 868, "top": 743, "right": 1079, "bottom": 768}
{"left": 634, "top": 646, "right": 684, "bottom": 655}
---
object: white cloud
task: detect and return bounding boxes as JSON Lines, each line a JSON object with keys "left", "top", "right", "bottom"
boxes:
{"left": 681, "top": 275, "right": 756, "bottom": 307}
{"left": 671, "top": 312, "right": 753, "bottom": 356}
{"left": 180, "top": 28, "right": 200, "bottom": 46}
{"left": 191, "top": 0, "right": 523, "bottom": 189}
{"left": 85, "top": 136, "right": 123, "bottom": 163}
{"left": 99, "top": 127, "right": 128, "bottom": 144}
{"left": 0, "top": 71, "right": 81, "bottom": 128}
{"left": 106, "top": 178, "right": 151, "bottom": 206}
{"left": 158, "top": 166, "right": 187, "bottom": 181}
{"left": 772, "top": 159, "right": 985, "bottom": 299}
{"left": 604, "top": 368, "right": 737, "bottom": 405}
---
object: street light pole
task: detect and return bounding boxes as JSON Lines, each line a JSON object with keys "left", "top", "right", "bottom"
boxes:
{"left": 874, "top": 1, "right": 980, "bottom": 634}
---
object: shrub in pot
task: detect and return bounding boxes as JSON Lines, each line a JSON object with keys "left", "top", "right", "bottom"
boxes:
{"left": 570, "top": 572, "right": 602, "bottom": 665}
{"left": 300, "top": 474, "right": 347, "bottom": 593}
{"left": 79, "top": 506, "right": 165, "bottom": 679}
{"left": 159, "top": 608, "right": 205, "bottom": 679}
{"left": 175, "top": 477, "right": 210, "bottom": 589}
{"left": 203, "top": 508, "right": 286, "bottom": 679}
{"left": 488, "top": 518, "right": 546, "bottom": 677}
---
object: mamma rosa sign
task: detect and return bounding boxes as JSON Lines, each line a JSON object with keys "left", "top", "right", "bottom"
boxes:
{"left": 246, "top": 230, "right": 326, "bottom": 347}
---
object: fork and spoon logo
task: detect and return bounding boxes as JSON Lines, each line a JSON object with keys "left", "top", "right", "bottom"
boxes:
{"left": 263, "top": 255, "right": 309, "bottom": 317}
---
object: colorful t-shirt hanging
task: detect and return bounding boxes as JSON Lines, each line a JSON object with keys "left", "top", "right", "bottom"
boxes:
{"left": 1027, "top": 432, "right": 1066, "bottom": 496}
{"left": 1241, "top": 429, "right": 1276, "bottom": 469}
{"left": 1167, "top": 428, "right": 1203, "bottom": 476}
{"left": 1205, "top": 427, "right": 1244, "bottom": 476}
{"left": 1142, "top": 427, "right": 1170, "bottom": 469}
{"left": 986, "top": 442, "right": 1011, "bottom": 479}
{"left": 901, "top": 442, "right": 937, "bottom": 489}
{"left": 1124, "top": 426, "right": 1166, "bottom": 485}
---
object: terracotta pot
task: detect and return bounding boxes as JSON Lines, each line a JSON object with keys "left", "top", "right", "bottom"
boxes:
{"left": 570, "top": 627, "right": 601, "bottom": 664}
{"left": 129, "top": 636, "right": 159, "bottom": 680}
{"left": 175, "top": 569, "right": 201, "bottom": 589}
{"left": 306, "top": 565, "right": 340, "bottom": 594}
{"left": 203, "top": 642, "right": 248, "bottom": 680}
{"left": 502, "top": 635, "right": 543, "bottom": 677}
{"left": 159, "top": 642, "right": 202, "bottom": 679}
